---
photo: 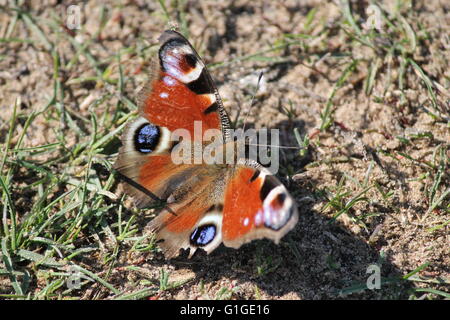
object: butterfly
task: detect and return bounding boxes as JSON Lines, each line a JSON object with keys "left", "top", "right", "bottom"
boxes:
{"left": 114, "top": 30, "right": 298, "bottom": 258}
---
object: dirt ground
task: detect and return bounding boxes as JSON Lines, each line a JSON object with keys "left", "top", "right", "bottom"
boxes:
{"left": 0, "top": 0, "right": 449, "bottom": 299}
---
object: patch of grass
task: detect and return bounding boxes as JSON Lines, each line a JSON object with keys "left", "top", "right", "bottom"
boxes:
{"left": 215, "top": 284, "right": 240, "bottom": 300}
{"left": 337, "top": 261, "right": 450, "bottom": 299}
{"left": 319, "top": 59, "right": 358, "bottom": 131}
{"left": 208, "top": 38, "right": 307, "bottom": 70}
{"left": 254, "top": 245, "right": 281, "bottom": 277}
{"left": 320, "top": 174, "right": 373, "bottom": 228}
{"left": 0, "top": 5, "right": 152, "bottom": 300}
{"left": 339, "top": 0, "right": 446, "bottom": 118}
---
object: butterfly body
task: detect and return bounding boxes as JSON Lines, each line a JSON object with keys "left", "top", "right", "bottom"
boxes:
{"left": 115, "top": 30, "right": 298, "bottom": 258}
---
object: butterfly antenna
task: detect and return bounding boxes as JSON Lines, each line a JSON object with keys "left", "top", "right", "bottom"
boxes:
{"left": 245, "top": 143, "right": 301, "bottom": 150}
{"left": 242, "top": 72, "right": 264, "bottom": 133}
{"left": 240, "top": 73, "right": 303, "bottom": 153}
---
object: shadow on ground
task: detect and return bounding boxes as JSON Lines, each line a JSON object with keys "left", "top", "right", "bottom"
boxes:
{"left": 139, "top": 121, "right": 412, "bottom": 299}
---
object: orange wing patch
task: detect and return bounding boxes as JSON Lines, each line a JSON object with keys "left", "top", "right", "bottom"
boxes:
{"left": 141, "top": 73, "right": 220, "bottom": 135}
{"left": 222, "top": 167, "right": 264, "bottom": 241}
{"left": 163, "top": 200, "right": 208, "bottom": 233}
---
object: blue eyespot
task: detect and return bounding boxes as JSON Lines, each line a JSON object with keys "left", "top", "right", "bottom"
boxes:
{"left": 134, "top": 123, "right": 160, "bottom": 153}
{"left": 190, "top": 224, "right": 216, "bottom": 247}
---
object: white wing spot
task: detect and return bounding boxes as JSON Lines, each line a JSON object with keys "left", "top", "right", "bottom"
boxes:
{"left": 163, "top": 76, "right": 176, "bottom": 86}
{"left": 254, "top": 211, "right": 263, "bottom": 226}
{"left": 160, "top": 92, "right": 169, "bottom": 99}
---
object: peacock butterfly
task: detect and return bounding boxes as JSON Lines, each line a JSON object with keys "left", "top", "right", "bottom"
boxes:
{"left": 114, "top": 30, "right": 298, "bottom": 258}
